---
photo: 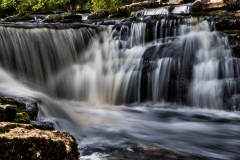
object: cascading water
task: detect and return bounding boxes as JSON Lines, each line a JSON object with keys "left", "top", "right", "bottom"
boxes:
{"left": 0, "top": 14, "right": 240, "bottom": 159}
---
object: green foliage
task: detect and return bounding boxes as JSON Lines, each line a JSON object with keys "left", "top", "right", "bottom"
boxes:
{"left": 0, "top": 0, "right": 70, "bottom": 14}
{"left": 0, "top": 0, "right": 136, "bottom": 15}
{"left": 0, "top": 0, "right": 16, "bottom": 17}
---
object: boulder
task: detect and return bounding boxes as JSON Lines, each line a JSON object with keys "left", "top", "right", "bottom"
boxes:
{"left": 26, "top": 103, "right": 39, "bottom": 120}
{"left": 43, "top": 13, "right": 82, "bottom": 23}
{"left": 0, "top": 95, "right": 26, "bottom": 113}
{"left": 216, "top": 18, "right": 240, "bottom": 30}
{"left": 0, "top": 105, "right": 16, "bottom": 122}
{"left": 201, "top": 0, "right": 226, "bottom": 11}
{"left": 224, "top": 30, "right": 240, "bottom": 58}
{"left": 88, "top": 11, "right": 108, "bottom": 19}
{"left": 161, "top": 0, "right": 184, "bottom": 4}
{"left": 191, "top": 0, "right": 203, "bottom": 12}
{"left": 4, "top": 14, "right": 33, "bottom": 22}
{"left": 15, "top": 112, "right": 30, "bottom": 124}
{"left": 224, "top": 0, "right": 240, "bottom": 10}
{"left": 0, "top": 122, "right": 79, "bottom": 160}
{"left": 31, "top": 121, "right": 55, "bottom": 130}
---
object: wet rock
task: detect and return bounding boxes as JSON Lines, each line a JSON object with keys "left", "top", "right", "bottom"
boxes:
{"left": 191, "top": 0, "right": 203, "bottom": 12}
{"left": 232, "top": 45, "right": 240, "bottom": 58}
{"left": 31, "top": 121, "right": 55, "bottom": 130}
{"left": 108, "top": 7, "right": 131, "bottom": 18}
{"left": 168, "top": 80, "right": 191, "bottom": 104}
{"left": 128, "top": 3, "right": 145, "bottom": 11}
{"left": 42, "top": 13, "right": 82, "bottom": 23}
{"left": 0, "top": 95, "right": 26, "bottom": 113}
{"left": 0, "top": 105, "right": 16, "bottom": 122}
{"left": 224, "top": 30, "right": 240, "bottom": 57}
{"left": 72, "top": 10, "right": 92, "bottom": 14}
{"left": 161, "top": 0, "right": 184, "bottom": 4}
{"left": 141, "top": 1, "right": 162, "bottom": 8}
{"left": 81, "top": 145, "right": 208, "bottom": 160}
{"left": 88, "top": 11, "right": 108, "bottom": 19}
{"left": 4, "top": 14, "right": 33, "bottom": 22}
{"left": 15, "top": 112, "right": 30, "bottom": 124}
{"left": 184, "top": 0, "right": 196, "bottom": 2}
{"left": 224, "top": 0, "right": 240, "bottom": 10}
{"left": 32, "top": 11, "right": 55, "bottom": 15}
{"left": 225, "top": 94, "right": 240, "bottom": 110}
{"left": 0, "top": 122, "right": 79, "bottom": 160}
{"left": 62, "top": 14, "right": 82, "bottom": 21}
{"left": 201, "top": 0, "right": 226, "bottom": 11}
{"left": 216, "top": 18, "right": 240, "bottom": 30}
{"left": 26, "top": 103, "right": 39, "bottom": 120}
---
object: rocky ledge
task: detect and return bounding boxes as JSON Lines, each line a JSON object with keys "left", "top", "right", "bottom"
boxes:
{"left": 0, "top": 95, "right": 80, "bottom": 160}
{"left": 0, "top": 122, "right": 79, "bottom": 160}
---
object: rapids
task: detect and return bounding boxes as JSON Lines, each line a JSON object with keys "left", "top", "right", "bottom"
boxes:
{"left": 0, "top": 16, "right": 240, "bottom": 159}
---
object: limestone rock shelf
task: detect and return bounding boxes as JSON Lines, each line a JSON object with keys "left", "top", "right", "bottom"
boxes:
{"left": 0, "top": 122, "right": 79, "bottom": 160}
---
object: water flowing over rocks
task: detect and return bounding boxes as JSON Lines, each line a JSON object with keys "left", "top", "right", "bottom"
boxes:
{"left": 0, "top": 1, "right": 240, "bottom": 159}
{"left": 81, "top": 145, "right": 207, "bottom": 160}
{"left": 26, "top": 103, "right": 39, "bottom": 120}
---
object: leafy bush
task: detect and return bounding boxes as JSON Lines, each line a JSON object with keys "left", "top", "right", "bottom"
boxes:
{"left": 1, "top": 0, "right": 70, "bottom": 14}
{"left": 0, "top": 0, "right": 136, "bottom": 15}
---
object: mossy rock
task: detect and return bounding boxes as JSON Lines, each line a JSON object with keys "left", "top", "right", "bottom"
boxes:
{"left": 0, "top": 95, "right": 26, "bottom": 113}
{"left": 0, "top": 122, "right": 79, "bottom": 160}
{"left": 4, "top": 14, "right": 33, "bottom": 22}
{"left": 0, "top": 122, "right": 34, "bottom": 133}
{"left": 15, "top": 112, "right": 30, "bottom": 124}
{"left": 0, "top": 105, "right": 17, "bottom": 122}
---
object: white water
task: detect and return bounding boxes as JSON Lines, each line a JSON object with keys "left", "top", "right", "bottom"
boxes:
{"left": 0, "top": 18, "right": 240, "bottom": 160}
{"left": 133, "top": 4, "right": 190, "bottom": 17}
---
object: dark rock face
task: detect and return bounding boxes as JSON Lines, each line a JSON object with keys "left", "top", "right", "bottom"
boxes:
{"left": 43, "top": 14, "right": 82, "bottom": 23}
{"left": 4, "top": 14, "right": 33, "bottom": 22}
{"left": 26, "top": 103, "right": 39, "bottom": 120}
{"left": 0, "top": 122, "right": 79, "bottom": 160}
{"left": 224, "top": 0, "right": 240, "bottom": 10}
{"left": 88, "top": 11, "right": 108, "bottom": 19}
{"left": 191, "top": 0, "right": 225, "bottom": 12}
{"left": 31, "top": 121, "right": 55, "bottom": 130}
{"left": 0, "top": 105, "right": 16, "bottom": 122}
{"left": 0, "top": 96, "right": 26, "bottom": 113}
{"left": 191, "top": 1, "right": 203, "bottom": 12}
{"left": 216, "top": 18, "right": 240, "bottom": 30}
{"left": 225, "top": 31, "right": 240, "bottom": 58}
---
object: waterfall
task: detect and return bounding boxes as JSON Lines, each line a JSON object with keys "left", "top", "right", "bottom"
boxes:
{"left": 1, "top": 10, "right": 240, "bottom": 160}
{"left": 0, "top": 26, "right": 97, "bottom": 89}
{"left": 133, "top": 3, "right": 190, "bottom": 17}
{"left": 0, "top": 17, "right": 239, "bottom": 110}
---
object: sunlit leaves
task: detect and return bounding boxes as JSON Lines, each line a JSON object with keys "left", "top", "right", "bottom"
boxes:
{"left": 0, "top": 0, "right": 136, "bottom": 14}
{"left": 1, "top": 0, "right": 70, "bottom": 13}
